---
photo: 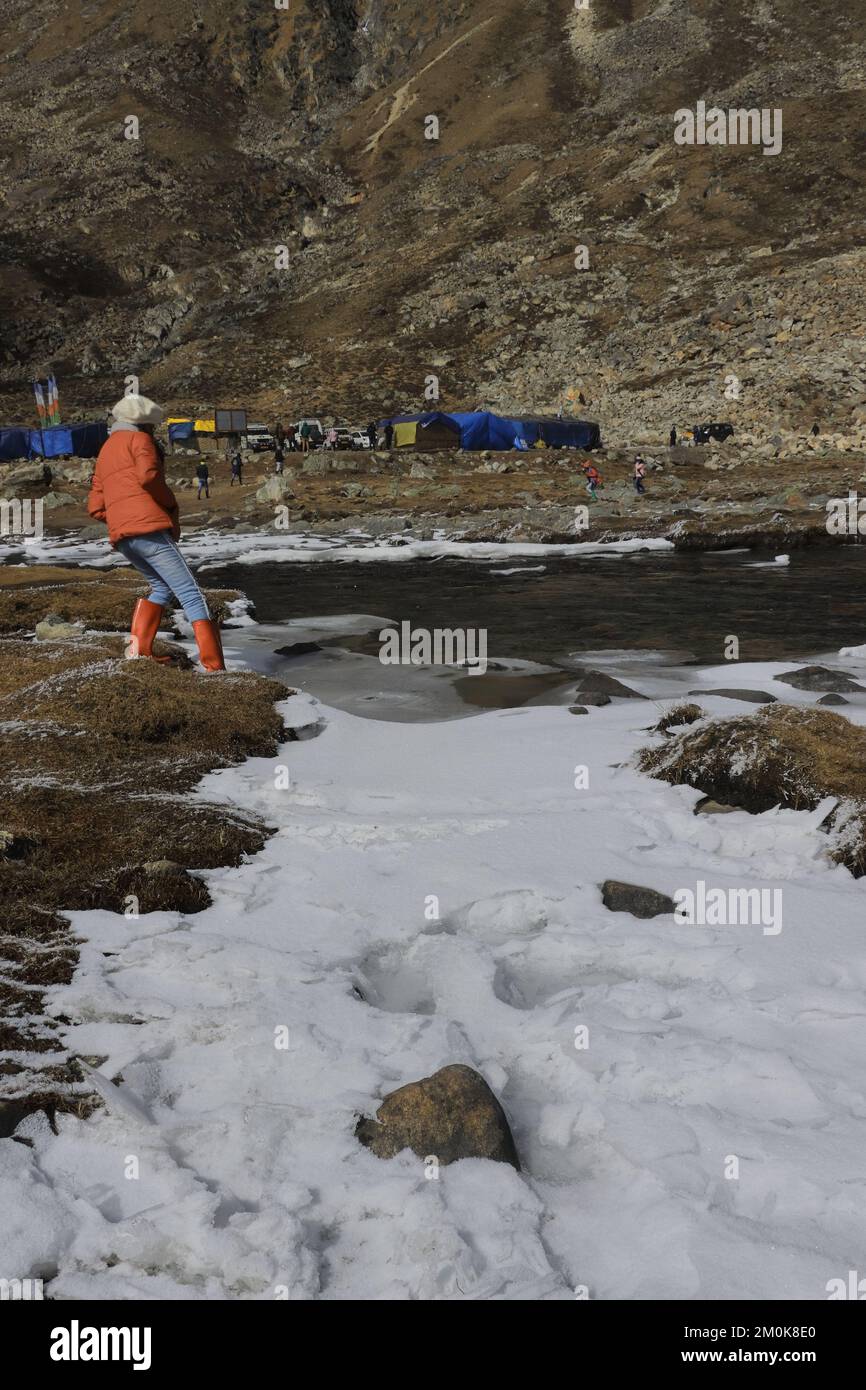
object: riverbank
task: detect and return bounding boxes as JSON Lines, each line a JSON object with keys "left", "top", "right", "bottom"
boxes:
{"left": 4, "top": 444, "right": 866, "bottom": 553}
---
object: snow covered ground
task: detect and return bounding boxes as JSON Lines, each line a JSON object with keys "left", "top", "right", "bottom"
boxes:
{"left": 1, "top": 527, "right": 674, "bottom": 571}
{"left": 4, "top": 641, "right": 866, "bottom": 1300}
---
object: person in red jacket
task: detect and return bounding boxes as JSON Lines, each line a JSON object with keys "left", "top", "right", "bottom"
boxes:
{"left": 87, "top": 395, "right": 224, "bottom": 670}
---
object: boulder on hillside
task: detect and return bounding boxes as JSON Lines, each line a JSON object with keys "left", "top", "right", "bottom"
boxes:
{"left": 356, "top": 1063, "right": 520, "bottom": 1169}
{"left": 0, "top": 462, "right": 45, "bottom": 487}
{"left": 255, "top": 474, "right": 296, "bottom": 503}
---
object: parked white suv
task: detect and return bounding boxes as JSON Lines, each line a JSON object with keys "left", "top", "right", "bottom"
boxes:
{"left": 244, "top": 424, "right": 275, "bottom": 452}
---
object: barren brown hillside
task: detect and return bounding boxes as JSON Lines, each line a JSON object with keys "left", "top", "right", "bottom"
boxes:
{"left": 1, "top": 0, "right": 864, "bottom": 441}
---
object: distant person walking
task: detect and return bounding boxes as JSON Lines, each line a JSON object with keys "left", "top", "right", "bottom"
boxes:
{"left": 299, "top": 420, "right": 312, "bottom": 454}
{"left": 274, "top": 445, "right": 285, "bottom": 475}
{"left": 286, "top": 423, "right": 297, "bottom": 452}
{"left": 273, "top": 421, "right": 285, "bottom": 450}
{"left": 367, "top": 421, "right": 377, "bottom": 450}
{"left": 582, "top": 460, "right": 602, "bottom": 502}
{"left": 87, "top": 394, "right": 224, "bottom": 671}
{"left": 633, "top": 455, "right": 647, "bottom": 496}
{"left": 196, "top": 460, "right": 210, "bottom": 500}
{"left": 325, "top": 427, "right": 338, "bottom": 451}
{"left": 669, "top": 425, "right": 677, "bottom": 447}
{"left": 383, "top": 422, "right": 394, "bottom": 450}
{"left": 230, "top": 452, "right": 243, "bottom": 486}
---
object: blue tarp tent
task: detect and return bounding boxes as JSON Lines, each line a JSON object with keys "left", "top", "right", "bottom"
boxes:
{"left": 0, "top": 422, "right": 107, "bottom": 461}
{"left": 168, "top": 421, "right": 197, "bottom": 444}
{"left": 27, "top": 422, "right": 108, "bottom": 459}
{"left": 378, "top": 410, "right": 601, "bottom": 451}
{"left": 0, "top": 428, "right": 33, "bottom": 461}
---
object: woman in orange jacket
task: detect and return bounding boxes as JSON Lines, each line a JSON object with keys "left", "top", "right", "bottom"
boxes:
{"left": 87, "top": 395, "right": 224, "bottom": 670}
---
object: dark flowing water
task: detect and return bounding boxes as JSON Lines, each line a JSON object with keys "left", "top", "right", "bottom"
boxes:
{"left": 214, "top": 545, "right": 866, "bottom": 669}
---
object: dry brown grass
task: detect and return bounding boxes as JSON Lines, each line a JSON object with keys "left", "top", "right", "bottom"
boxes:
{"left": 639, "top": 704, "right": 866, "bottom": 875}
{"left": 654, "top": 702, "right": 705, "bottom": 735}
{"left": 0, "top": 578, "right": 288, "bottom": 1124}
{"left": 0, "top": 564, "right": 243, "bottom": 634}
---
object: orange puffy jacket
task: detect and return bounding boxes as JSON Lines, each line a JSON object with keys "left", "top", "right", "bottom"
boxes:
{"left": 87, "top": 428, "right": 180, "bottom": 545}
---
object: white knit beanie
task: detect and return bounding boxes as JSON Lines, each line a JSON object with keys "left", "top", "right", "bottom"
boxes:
{"left": 111, "top": 394, "right": 164, "bottom": 425}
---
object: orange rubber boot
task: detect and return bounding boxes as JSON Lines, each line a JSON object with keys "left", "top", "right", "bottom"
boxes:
{"left": 193, "top": 619, "right": 225, "bottom": 672}
{"left": 128, "top": 598, "right": 170, "bottom": 663}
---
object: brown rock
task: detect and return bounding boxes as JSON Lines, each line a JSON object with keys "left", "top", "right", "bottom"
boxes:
{"left": 356, "top": 1063, "right": 520, "bottom": 1169}
{"left": 601, "top": 879, "right": 676, "bottom": 918}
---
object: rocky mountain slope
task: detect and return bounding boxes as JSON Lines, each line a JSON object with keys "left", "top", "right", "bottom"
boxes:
{"left": 1, "top": 0, "right": 864, "bottom": 443}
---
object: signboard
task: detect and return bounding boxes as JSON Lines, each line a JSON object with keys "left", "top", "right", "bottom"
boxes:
{"left": 214, "top": 409, "right": 247, "bottom": 436}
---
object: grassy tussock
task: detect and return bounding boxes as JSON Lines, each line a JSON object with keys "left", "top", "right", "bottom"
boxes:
{"left": 639, "top": 703, "right": 866, "bottom": 875}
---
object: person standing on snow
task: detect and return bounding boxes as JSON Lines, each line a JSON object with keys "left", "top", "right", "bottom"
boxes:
{"left": 87, "top": 395, "right": 224, "bottom": 671}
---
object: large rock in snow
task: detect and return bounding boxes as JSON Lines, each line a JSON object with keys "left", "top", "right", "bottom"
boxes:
{"left": 777, "top": 664, "right": 865, "bottom": 693}
{"left": 601, "top": 879, "right": 676, "bottom": 919}
{"left": 688, "top": 688, "right": 777, "bottom": 703}
{"left": 356, "top": 1064, "right": 520, "bottom": 1169}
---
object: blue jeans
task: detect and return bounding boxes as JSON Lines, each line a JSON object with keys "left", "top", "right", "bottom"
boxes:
{"left": 116, "top": 531, "right": 210, "bottom": 623}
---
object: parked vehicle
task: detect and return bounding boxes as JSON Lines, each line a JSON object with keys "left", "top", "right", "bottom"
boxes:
{"left": 245, "top": 424, "right": 276, "bottom": 452}
{"left": 349, "top": 428, "right": 372, "bottom": 450}
{"left": 692, "top": 422, "right": 734, "bottom": 445}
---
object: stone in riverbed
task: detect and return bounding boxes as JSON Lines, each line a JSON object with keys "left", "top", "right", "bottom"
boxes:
{"left": 568, "top": 705, "right": 589, "bottom": 715}
{"left": 817, "top": 693, "right": 849, "bottom": 706}
{"left": 274, "top": 641, "right": 322, "bottom": 658}
{"left": 601, "top": 879, "right": 676, "bottom": 919}
{"left": 355, "top": 1063, "right": 520, "bottom": 1169}
{"left": 777, "top": 665, "right": 864, "bottom": 693}
{"left": 573, "top": 670, "right": 646, "bottom": 699}
{"left": 688, "top": 688, "right": 777, "bottom": 703}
